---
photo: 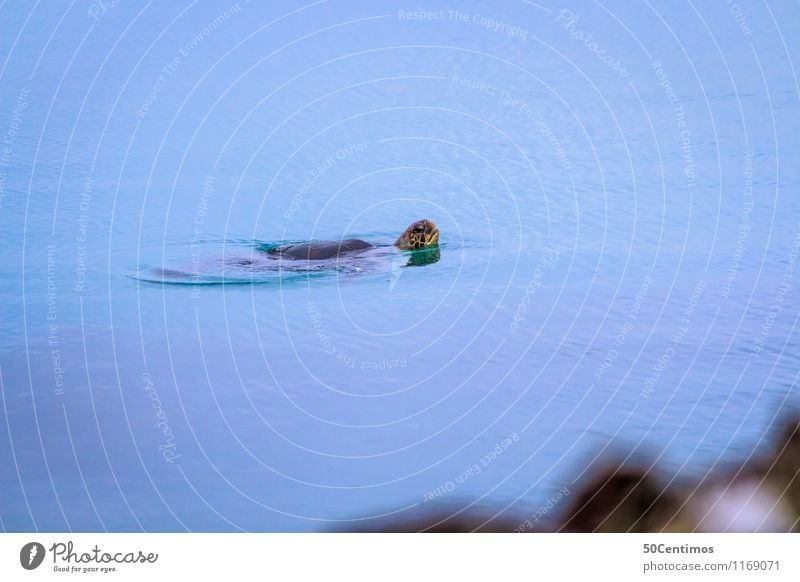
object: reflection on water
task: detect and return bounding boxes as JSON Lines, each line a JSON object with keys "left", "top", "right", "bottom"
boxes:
{"left": 406, "top": 247, "right": 441, "bottom": 267}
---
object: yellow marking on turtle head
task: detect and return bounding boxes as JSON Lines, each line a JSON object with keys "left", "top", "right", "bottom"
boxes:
{"left": 395, "top": 219, "right": 439, "bottom": 250}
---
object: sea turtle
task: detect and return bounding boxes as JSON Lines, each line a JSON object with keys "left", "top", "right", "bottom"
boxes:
{"left": 270, "top": 219, "right": 440, "bottom": 260}
{"left": 135, "top": 219, "right": 440, "bottom": 284}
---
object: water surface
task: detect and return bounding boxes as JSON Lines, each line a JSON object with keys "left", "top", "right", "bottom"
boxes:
{"left": 1, "top": 1, "right": 798, "bottom": 531}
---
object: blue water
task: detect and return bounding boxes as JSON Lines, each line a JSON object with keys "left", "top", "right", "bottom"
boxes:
{"left": 1, "top": 1, "right": 798, "bottom": 531}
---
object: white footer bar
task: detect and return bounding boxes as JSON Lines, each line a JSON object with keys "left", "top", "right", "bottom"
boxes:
{"left": 1, "top": 533, "right": 797, "bottom": 581}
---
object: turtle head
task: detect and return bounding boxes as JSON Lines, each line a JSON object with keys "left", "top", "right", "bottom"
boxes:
{"left": 395, "top": 219, "right": 439, "bottom": 250}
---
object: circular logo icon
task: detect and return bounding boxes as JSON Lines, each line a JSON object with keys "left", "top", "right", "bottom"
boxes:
{"left": 20, "top": 542, "right": 46, "bottom": 570}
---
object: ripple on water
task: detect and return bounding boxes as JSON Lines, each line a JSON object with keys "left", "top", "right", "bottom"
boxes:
{"left": 129, "top": 240, "right": 450, "bottom": 286}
